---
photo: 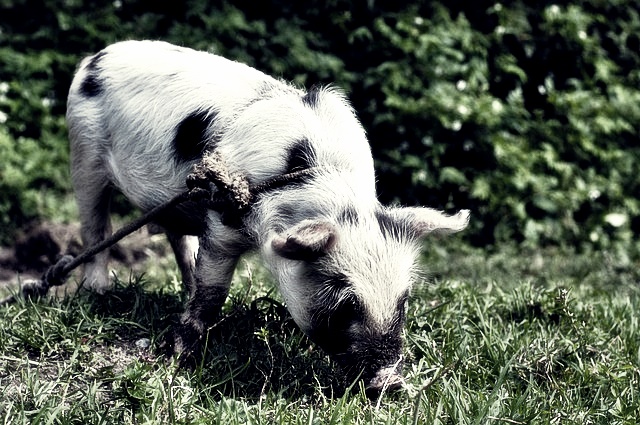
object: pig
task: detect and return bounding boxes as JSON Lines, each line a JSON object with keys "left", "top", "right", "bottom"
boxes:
{"left": 66, "top": 40, "right": 469, "bottom": 396}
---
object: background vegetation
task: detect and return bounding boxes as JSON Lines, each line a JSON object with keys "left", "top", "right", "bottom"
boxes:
{"left": 1, "top": 1, "right": 639, "bottom": 423}
{"left": 1, "top": 0, "right": 639, "bottom": 251}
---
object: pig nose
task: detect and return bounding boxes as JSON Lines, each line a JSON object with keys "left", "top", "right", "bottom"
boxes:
{"left": 365, "top": 366, "right": 405, "bottom": 398}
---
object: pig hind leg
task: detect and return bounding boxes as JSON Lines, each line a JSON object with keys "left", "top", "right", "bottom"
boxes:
{"left": 68, "top": 97, "right": 116, "bottom": 294}
{"left": 71, "top": 157, "right": 114, "bottom": 294}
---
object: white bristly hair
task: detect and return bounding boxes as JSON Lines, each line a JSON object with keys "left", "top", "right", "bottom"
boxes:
{"left": 67, "top": 40, "right": 469, "bottom": 390}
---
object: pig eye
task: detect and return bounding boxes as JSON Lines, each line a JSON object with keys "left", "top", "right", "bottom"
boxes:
{"left": 315, "top": 273, "right": 352, "bottom": 302}
{"left": 330, "top": 294, "right": 363, "bottom": 326}
{"left": 324, "top": 275, "right": 363, "bottom": 325}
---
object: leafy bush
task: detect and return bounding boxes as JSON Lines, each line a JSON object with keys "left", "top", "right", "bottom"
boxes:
{"left": 354, "top": 2, "right": 640, "bottom": 250}
{"left": 0, "top": 126, "right": 73, "bottom": 244}
{"left": 0, "top": 0, "right": 638, "bottom": 250}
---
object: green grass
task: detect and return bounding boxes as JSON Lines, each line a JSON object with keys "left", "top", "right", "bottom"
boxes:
{"left": 1, "top": 245, "right": 639, "bottom": 424}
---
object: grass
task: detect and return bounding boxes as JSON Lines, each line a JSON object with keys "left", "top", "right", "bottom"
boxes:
{"left": 1, "top": 243, "right": 639, "bottom": 424}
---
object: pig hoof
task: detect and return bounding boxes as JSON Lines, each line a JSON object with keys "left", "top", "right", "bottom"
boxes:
{"left": 81, "top": 276, "right": 112, "bottom": 294}
{"left": 167, "top": 325, "right": 206, "bottom": 368}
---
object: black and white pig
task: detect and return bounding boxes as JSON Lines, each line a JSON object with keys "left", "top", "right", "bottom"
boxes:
{"left": 66, "top": 40, "right": 469, "bottom": 395}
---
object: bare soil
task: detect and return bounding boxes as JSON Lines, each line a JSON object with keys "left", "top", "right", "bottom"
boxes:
{"left": 0, "top": 220, "right": 169, "bottom": 295}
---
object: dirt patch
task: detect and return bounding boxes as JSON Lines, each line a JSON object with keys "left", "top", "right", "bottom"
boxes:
{"left": 0, "top": 221, "right": 170, "bottom": 294}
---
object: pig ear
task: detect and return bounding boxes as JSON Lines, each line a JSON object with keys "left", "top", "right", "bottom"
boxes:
{"left": 389, "top": 207, "right": 470, "bottom": 238}
{"left": 271, "top": 220, "right": 338, "bottom": 261}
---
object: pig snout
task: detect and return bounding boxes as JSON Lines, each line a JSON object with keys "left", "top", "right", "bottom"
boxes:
{"left": 330, "top": 336, "right": 405, "bottom": 398}
{"left": 365, "top": 364, "right": 405, "bottom": 397}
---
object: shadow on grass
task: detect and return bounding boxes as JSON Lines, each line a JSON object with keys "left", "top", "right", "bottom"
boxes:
{"left": 79, "top": 278, "right": 343, "bottom": 401}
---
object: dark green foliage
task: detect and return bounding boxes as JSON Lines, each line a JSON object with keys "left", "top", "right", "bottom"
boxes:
{"left": 0, "top": 0, "right": 638, "bottom": 249}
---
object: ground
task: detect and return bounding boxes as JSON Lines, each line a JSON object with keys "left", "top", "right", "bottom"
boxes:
{"left": 1, "top": 221, "right": 639, "bottom": 422}
{"left": 0, "top": 220, "right": 170, "bottom": 299}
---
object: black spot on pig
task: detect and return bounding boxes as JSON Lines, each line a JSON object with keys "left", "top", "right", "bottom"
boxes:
{"left": 285, "top": 138, "right": 316, "bottom": 173}
{"left": 86, "top": 51, "right": 107, "bottom": 70}
{"left": 301, "top": 86, "right": 322, "bottom": 109}
{"left": 307, "top": 293, "right": 363, "bottom": 358}
{"left": 80, "top": 73, "right": 103, "bottom": 97}
{"left": 80, "top": 51, "right": 107, "bottom": 97}
{"left": 173, "top": 110, "right": 218, "bottom": 163}
{"left": 375, "top": 210, "right": 406, "bottom": 241}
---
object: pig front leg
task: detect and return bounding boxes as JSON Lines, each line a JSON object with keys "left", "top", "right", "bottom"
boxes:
{"left": 171, "top": 233, "right": 244, "bottom": 362}
{"left": 165, "top": 232, "right": 199, "bottom": 293}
